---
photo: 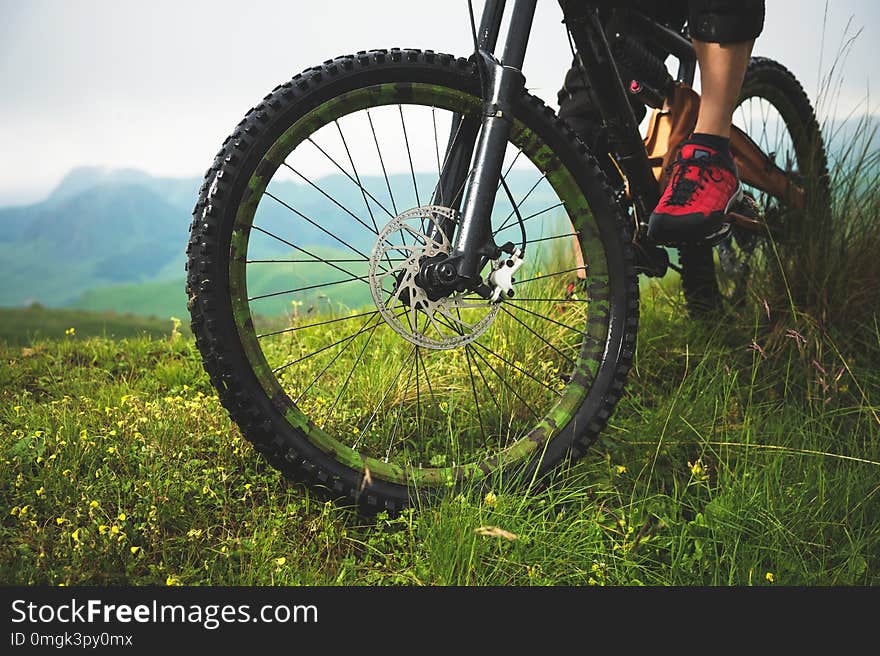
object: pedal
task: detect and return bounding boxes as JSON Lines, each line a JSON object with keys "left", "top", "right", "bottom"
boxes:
{"left": 725, "top": 193, "right": 766, "bottom": 235}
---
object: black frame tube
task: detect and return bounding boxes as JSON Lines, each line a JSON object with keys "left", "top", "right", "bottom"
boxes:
{"left": 626, "top": 10, "right": 696, "bottom": 84}
{"left": 477, "top": 0, "right": 506, "bottom": 51}
{"left": 500, "top": 2, "right": 535, "bottom": 69}
{"left": 559, "top": 0, "right": 660, "bottom": 219}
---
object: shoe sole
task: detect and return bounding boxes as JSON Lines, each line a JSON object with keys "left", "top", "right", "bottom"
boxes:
{"left": 647, "top": 183, "right": 744, "bottom": 247}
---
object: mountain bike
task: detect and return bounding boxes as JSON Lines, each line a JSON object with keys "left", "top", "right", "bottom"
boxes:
{"left": 186, "top": 0, "right": 828, "bottom": 512}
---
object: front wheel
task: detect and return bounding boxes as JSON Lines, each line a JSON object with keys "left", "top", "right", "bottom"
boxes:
{"left": 186, "top": 49, "right": 639, "bottom": 512}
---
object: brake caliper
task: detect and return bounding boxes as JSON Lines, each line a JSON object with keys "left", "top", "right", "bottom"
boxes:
{"left": 487, "top": 248, "right": 524, "bottom": 302}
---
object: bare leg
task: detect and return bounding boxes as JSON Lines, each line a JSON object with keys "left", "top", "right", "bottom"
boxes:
{"left": 693, "top": 39, "right": 755, "bottom": 137}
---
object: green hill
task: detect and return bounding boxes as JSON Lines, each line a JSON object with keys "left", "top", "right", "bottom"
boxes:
{"left": 0, "top": 305, "right": 183, "bottom": 346}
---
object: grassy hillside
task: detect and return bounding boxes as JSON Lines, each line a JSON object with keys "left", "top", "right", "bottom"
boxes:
{"left": 1, "top": 290, "right": 876, "bottom": 586}
{"left": 69, "top": 279, "right": 189, "bottom": 321}
{"left": 0, "top": 305, "right": 185, "bottom": 346}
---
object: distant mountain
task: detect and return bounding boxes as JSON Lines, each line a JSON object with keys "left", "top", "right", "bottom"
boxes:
{"left": 45, "top": 167, "right": 203, "bottom": 210}
{"left": 0, "top": 182, "right": 191, "bottom": 306}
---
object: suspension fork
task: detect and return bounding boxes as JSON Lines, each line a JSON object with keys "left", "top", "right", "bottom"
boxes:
{"left": 423, "top": 0, "right": 537, "bottom": 294}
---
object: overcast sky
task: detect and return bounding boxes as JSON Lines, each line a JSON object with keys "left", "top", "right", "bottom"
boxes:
{"left": 0, "top": 0, "right": 877, "bottom": 204}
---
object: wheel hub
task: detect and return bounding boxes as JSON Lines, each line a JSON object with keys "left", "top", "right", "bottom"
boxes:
{"left": 368, "top": 206, "right": 499, "bottom": 350}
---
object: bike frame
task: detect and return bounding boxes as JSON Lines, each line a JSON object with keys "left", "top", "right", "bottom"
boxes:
{"left": 432, "top": 0, "right": 694, "bottom": 289}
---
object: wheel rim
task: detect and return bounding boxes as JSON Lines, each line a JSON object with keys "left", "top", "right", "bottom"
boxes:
{"left": 228, "top": 82, "right": 612, "bottom": 487}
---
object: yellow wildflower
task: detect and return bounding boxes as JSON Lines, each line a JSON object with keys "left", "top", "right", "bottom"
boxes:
{"left": 765, "top": 572, "right": 775, "bottom": 583}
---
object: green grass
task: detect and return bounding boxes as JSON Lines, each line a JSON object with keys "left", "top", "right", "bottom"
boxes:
{"left": 1, "top": 290, "right": 876, "bottom": 586}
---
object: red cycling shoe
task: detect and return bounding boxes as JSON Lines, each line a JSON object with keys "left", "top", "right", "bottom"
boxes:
{"left": 647, "top": 141, "right": 742, "bottom": 246}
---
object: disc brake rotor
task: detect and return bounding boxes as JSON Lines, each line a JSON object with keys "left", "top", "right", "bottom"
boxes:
{"left": 368, "top": 206, "right": 499, "bottom": 350}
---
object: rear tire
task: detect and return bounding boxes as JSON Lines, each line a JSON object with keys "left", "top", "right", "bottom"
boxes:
{"left": 680, "top": 57, "right": 829, "bottom": 316}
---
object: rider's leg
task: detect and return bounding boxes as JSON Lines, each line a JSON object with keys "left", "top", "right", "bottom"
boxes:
{"left": 647, "top": 0, "right": 766, "bottom": 245}
{"left": 692, "top": 38, "right": 754, "bottom": 139}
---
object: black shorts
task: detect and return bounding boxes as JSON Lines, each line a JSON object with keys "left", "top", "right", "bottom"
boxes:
{"left": 688, "top": 0, "right": 765, "bottom": 43}
{"left": 585, "top": 1, "right": 765, "bottom": 43}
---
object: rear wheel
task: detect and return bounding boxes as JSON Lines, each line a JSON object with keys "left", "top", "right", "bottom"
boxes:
{"left": 680, "top": 57, "right": 829, "bottom": 315}
{"left": 186, "top": 49, "right": 638, "bottom": 512}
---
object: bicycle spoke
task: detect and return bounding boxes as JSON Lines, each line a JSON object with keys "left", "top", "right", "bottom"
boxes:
{"left": 306, "top": 135, "right": 395, "bottom": 219}
{"left": 432, "top": 309, "right": 559, "bottom": 399}
{"left": 430, "top": 113, "right": 465, "bottom": 206}
{"left": 247, "top": 258, "right": 403, "bottom": 264}
{"left": 499, "top": 306, "right": 576, "bottom": 365}
{"left": 464, "top": 344, "right": 487, "bottom": 446}
{"left": 502, "top": 299, "right": 586, "bottom": 334}
{"left": 294, "top": 312, "right": 384, "bottom": 404}
{"left": 399, "top": 104, "right": 420, "bottom": 207}
{"left": 335, "top": 119, "right": 381, "bottom": 234}
{"left": 514, "top": 265, "right": 588, "bottom": 287}
{"left": 282, "top": 162, "right": 378, "bottom": 236}
{"left": 356, "top": 345, "right": 417, "bottom": 447}
{"left": 249, "top": 225, "right": 374, "bottom": 282}
{"left": 492, "top": 201, "right": 566, "bottom": 237}
{"left": 263, "top": 191, "right": 372, "bottom": 261}
{"left": 415, "top": 345, "right": 439, "bottom": 408}
{"left": 321, "top": 314, "right": 384, "bottom": 430}
{"left": 468, "top": 345, "right": 541, "bottom": 423}
{"left": 414, "top": 344, "right": 423, "bottom": 461}
{"left": 257, "top": 309, "right": 380, "bottom": 339}
{"left": 385, "top": 350, "right": 418, "bottom": 461}
{"left": 247, "top": 274, "right": 371, "bottom": 302}
{"left": 471, "top": 339, "right": 560, "bottom": 394}
{"left": 501, "top": 148, "right": 523, "bottom": 182}
{"left": 504, "top": 296, "right": 588, "bottom": 303}
{"left": 272, "top": 309, "right": 404, "bottom": 374}
{"left": 493, "top": 173, "right": 547, "bottom": 235}
{"left": 367, "top": 109, "right": 398, "bottom": 216}
{"left": 523, "top": 231, "right": 580, "bottom": 246}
